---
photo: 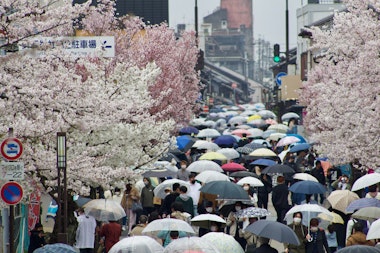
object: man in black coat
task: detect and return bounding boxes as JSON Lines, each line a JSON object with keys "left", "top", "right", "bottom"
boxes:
{"left": 252, "top": 237, "right": 278, "bottom": 253}
{"left": 159, "top": 183, "right": 180, "bottom": 217}
{"left": 271, "top": 175, "right": 290, "bottom": 223}
{"left": 311, "top": 161, "right": 326, "bottom": 204}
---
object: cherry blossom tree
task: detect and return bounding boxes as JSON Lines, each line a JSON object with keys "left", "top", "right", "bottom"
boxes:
{"left": 300, "top": 0, "right": 380, "bottom": 168}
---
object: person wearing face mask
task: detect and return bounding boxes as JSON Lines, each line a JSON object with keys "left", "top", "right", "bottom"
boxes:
{"left": 284, "top": 212, "right": 308, "bottom": 253}
{"left": 332, "top": 175, "right": 351, "bottom": 191}
{"left": 159, "top": 183, "right": 181, "bottom": 218}
{"left": 305, "top": 218, "right": 330, "bottom": 253}
{"left": 177, "top": 160, "right": 190, "bottom": 181}
{"left": 187, "top": 173, "right": 202, "bottom": 216}
{"left": 175, "top": 185, "right": 194, "bottom": 217}
{"left": 243, "top": 217, "right": 259, "bottom": 253}
{"left": 226, "top": 202, "right": 247, "bottom": 249}
{"left": 121, "top": 183, "right": 140, "bottom": 232}
{"left": 140, "top": 178, "right": 155, "bottom": 216}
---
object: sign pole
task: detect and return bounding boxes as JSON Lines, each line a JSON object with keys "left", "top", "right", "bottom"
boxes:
{"left": 8, "top": 127, "right": 14, "bottom": 253}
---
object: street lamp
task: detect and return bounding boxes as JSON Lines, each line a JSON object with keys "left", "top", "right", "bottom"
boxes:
{"left": 56, "top": 132, "right": 67, "bottom": 243}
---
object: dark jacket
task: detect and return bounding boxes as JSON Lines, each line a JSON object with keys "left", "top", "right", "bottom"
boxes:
{"left": 140, "top": 185, "right": 155, "bottom": 208}
{"left": 271, "top": 183, "right": 289, "bottom": 209}
{"left": 175, "top": 194, "right": 194, "bottom": 217}
{"left": 252, "top": 243, "right": 278, "bottom": 253}
{"left": 305, "top": 228, "right": 330, "bottom": 253}
{"left": 286, "top": 223, "right": 308, "bottom": 253}
{"left": 311, "top": 167, "right": 326, "bottom": 186}
{"left": 28, "top": 230, "right": 46, "bottom": 253}
{"left": 159, "top": 192, "right": 179, "bottom": 216}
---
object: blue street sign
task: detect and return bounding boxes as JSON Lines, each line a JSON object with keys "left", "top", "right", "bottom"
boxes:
{"left": 1, "top": 181, "right": 23, "bottom": 205}
{"left": 275, "top": 72, "right": 287, "bottom": 86}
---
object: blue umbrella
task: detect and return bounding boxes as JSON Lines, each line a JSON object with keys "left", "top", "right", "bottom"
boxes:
{"left": 34, "top": 244, "right": 76, "bottom": 253}
{"left": 179, "top": 126, "right": 199, "bottom": 135}
{"left": 250, "top": 159, "right": 276, "bottom": 167}
{"left": 213, "top": 135, "right": 237, "bottom": 148}
{"left": 336, "top": 245, "right": 380, "bottom": 253}
{"left": 286, "top": 134, "right": 307, "bottom": 143}
{"left": 346, "top": 198, "right": 380, "bottom": 213}
{"left": 289, "top": 180, "right": 327, "bottom": 194}
{"left": 289, "top": 143, "right": 310, "bottom": 153}
{"left": 176, "top": 135, "right": 196, "bottom": 152}
{"left": 261, "top": 164, "right": 294, "bottom": 174}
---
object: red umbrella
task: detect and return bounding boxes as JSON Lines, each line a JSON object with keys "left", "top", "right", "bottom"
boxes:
{"left": 221, "top": 162, "right": 246, "bottom": 172}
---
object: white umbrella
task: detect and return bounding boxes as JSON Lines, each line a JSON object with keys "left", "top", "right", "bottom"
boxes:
{"left": 268, "top": 132, "right": 286, "bottom": 141}
{"left": 84, "top": 199, "right": 126, "bottom": 221}
{"left": 246, "top": 128, "right": 263, "bottom": 138}
{"left": 163, "top": 236, "right": 220, "bottom": 253}
{"left": 190, "top": 214, "right": 226, "bottom": 229}
{"left": 268, "top": 124, "right": 289, "bottom": 134}
{"left": 187, "top": 160, "right": 223, "bottom": 173}
{"left": 197, "top": 128, "right": 221, "bottom": 138}
{"left": 142, "top": 218, "right": 195, "bottom": 235}
{"left": 196, "top": 142, "right": 221, "bottom": 152}
{"left": 257, "top": 109, "right": 277, "bottom": 119}
{"left": 195, "top": 170, "right": 230, "bottom": 183}
{"left": 236, "top": 177, "right": 264, "bottom": 187}
{"left": 216, "top": 148, "right": 240, "bottom": 160}
{"left": 293, "top": 173, "right": 319, "bottom": 183}
{"left": 281, "top": 112, "right": 300, "bottom": 122}
{"left": 153, "top": 179, "right": 190, "bottom": 200}
{"left": 202, "top": 232, "right": 245, "bottom": 253}
{"left": 351, "top": 173, "right": 380, "bottom": 192}
{"left": 109, "top": 236, "right": 163, "bottom": 253}
{"left": 193, "top": 140, "right": 209, "bottom": 148}
{"left": 285, "top": 204, "right": 332, "bottom": 229}
{"left": 366, "top": 218, "right": 380, "bottom": 240}
{"left": 228, "top": 115, "right": 247, "bottom": 125}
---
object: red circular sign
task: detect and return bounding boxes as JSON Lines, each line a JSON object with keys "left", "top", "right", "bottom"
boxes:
{"left": 1, "top": 138, "right": 23, "bottom": 161}
{"left": 1, "top": 182, "right": 23, "bottom": 205}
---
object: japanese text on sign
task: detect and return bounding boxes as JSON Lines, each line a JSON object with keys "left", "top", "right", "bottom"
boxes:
{"left": 0, "top": 162, "right": 24, "bottom": 180}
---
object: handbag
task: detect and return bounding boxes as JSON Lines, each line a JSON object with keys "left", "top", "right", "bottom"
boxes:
{"left": 132, "top": 201, "right": 143, "bottom": 213}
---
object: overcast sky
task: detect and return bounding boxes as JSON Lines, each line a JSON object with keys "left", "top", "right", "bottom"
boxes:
{"left": 169, "top": 0, "right": 303, "bottom": 48}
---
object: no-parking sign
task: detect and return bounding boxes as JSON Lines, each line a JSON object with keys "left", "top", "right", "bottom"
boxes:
{"left": 0, "top": 181, "right": 23, "bottom": 205}
{"left": 1, "top": 138, "right": 23, "bottom": 161}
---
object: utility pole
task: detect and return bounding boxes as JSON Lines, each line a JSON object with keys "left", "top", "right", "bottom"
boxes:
{"left": 285, "top": 0, "right": 289, "bottom": 66}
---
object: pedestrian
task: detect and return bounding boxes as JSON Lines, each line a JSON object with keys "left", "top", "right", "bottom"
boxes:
{"left": 159, "top": 183, "right": 180, "bottom": 217}
{"left": 175, "top": 185, "right": 194, "bottom": 217}
{"left": 243, "top": 217, "right": 259, "bottom": 253}
{"left": 120, "top": 182, "right": 140, "bottom": 232}
{"left": 129, "top": 215, "right": 148, "bottom": 236}
{"left": 305, "top": 218, "right": 330, "bottom": 253}
{"left": 346, "top": 222, "right": 375, "bottom": 247}
{"left": 331, "top": 175, "right": 351, "bottom": 191}
{"left": 256, "top": 168, "right": 272, "bottom": 212}
{"left": 326, "top": 166, "right": 342, "bottom": 193}
{"left": 365, "top": 184, "right": 380, "bottom": 200}
{"left": 75, "top": 208, "right": 97, "bottom": 253}
{"left": 98, "top": 220, "right": 122, "bottom": 253}
{"left": 187, "top": 173, "right": 202, "bottom": 216}
{"left": 140, "top": 177, "right": 155, "bottom": 216}
{"left": 311, "top": 161, "right": 326, "bottom": 204}
{"left": 28, "top": 223, "right": 46, "bottom": 253}
{"left": 325, "top": 224, "right": 338, "bottom": 253}
{"left": 252, "top": 237, "right": 278, "bottom": 253}
{"left": 271, "top": 175, "right": 290, "bottom": 223}
{"left": 225, "top": 201, "right": 246, "bottom": 249}
{"left": 177, "top": 160, "right": 190, "bottom": 181}
{"left": 284, "top": 212, "right": 308, "bottom": 253}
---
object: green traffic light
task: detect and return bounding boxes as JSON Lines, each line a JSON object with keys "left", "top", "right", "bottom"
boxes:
{"left": 273, "top": 56, "right": 281, "bottom": 62}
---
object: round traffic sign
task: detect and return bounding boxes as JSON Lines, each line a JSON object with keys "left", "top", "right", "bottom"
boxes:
{"left": 1, "top": 181, "right": 23, "bottom": 205}
{"left": 275, "top": 72, "right": 287, "bottom": 86}
{"left": 1, "top": 138, "right": 23, "bottom": 161}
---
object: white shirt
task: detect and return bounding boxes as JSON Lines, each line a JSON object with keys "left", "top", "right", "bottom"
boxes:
{"left": 75, "top": 214, "right": 97, "bottom": 249}
{"left": 187, "top": 182, "right": 201, "bottom": 205}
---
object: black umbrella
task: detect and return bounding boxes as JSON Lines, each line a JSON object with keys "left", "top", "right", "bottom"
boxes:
{"left": 199, "top": 181, "right": 250, "bottom": 201}
{"left": 261, "top": 164, "right": 294, "bottom": 174}
{"left": 245, "top": 220, "right": 300, "bottom": 245}
{"left": 336, "top": 245, "right": 380, "bottom": 253}
{"left": 229, "top": 171, "right": 259, "bottom": 178}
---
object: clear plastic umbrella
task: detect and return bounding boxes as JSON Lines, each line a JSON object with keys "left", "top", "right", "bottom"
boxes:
{"left": 109, "top": 236, "right": 163, "bottom": 253}
{"left": 202, "top": 232, "right": 244, "bottom": 253}
{"left": 163, "top": 236, "right": 221, "bottom": 253}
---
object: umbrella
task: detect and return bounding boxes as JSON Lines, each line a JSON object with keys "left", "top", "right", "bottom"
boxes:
{"left": 252, "top": 139, "right": 272, "bottom": 148}
{"left": 236, "top": 177, "right": 264, "bottom": 187}
{"left": 142, "top": 218, "right": 195, "bottom": 235}
{"left": 228, "top": 115, "right": 247, "bottom": 125}
{"left": 318, "top": 212, "right": 344, "bottom": 224}
{"left": 285, "top": 204, "right": 332, "bottom": 226}
{"left": 199, "top": 152, "right": 228, "bottom": 161}
{"left": 34, "top": 244, "right": 76, "bottom": 253}
{"left": 268, "top": 132, "right": 286, "bottom": 141}
{"left": 289, "top": 143, "right": 310, "bottom": 153}
{"left": 109, "top": 236, "right": 164, "bottom": 253}
{"left": 235, "top": 207, "right": 271, "bottom": 218}
{"left": 262, "top": 129, "right": 277, "bottom": 139}
{"left": 286, "top": 134, "right": 307, "bottom": 143}
{"left": 261, "top": 164, "right": 294, "bottom": 174}
{"left": 247, "top": 114, "right": 262, "bottom": 122}
{"left": 367, "top": 218, "right": 380, "bottom": 240}
{"left": 246, "top": 128, "right": 264, "bottom": 138}
{"left": 179, "top": 126, "right": 199, "bottom": 136}
{"left": 267, "top": 124, "right": 289, "bottom": 134}
{"left": 73, "top": 195, "right": 92, "bottom": 207}
{"left": 199, "top": 181, "right": 250, "bottom": 201}
{"left": 235, "top": 146, "right": 255, "bottom": 155}
{"left": 245, "top": 220, "right": 300, "bottom": 245}
{"left": 154, "top": 179, "right": 190, "bottom": 200}
{"left": 216, "top": 148, "right": 240, "bottom": 160}
{"left": 187, "top": 160, "right": 223, "bottom": 173}
{"left": 231, "top": 129, "right": 251, "bottom": 138}
{"left": 276, "top": 136, "right": 301, "bottom": 147}
{"left": 193, "top": 140, "right": 209, "bottom": 148}
{"left": 195, "top": 171, "right": 230, "bottom": 184}
{"left": 327, "top": 190, "right": 360, "bottom": 213}
{"left": 83, "top": 199, "right": 126, "bottom": 221}
{"left": 346, "top": 198, "right": 380, "bottom": 213}
{"left": 336, "top": 245, "right": 380, "bottom": 253}
{"left": 213, "top": 135, "right": 237, "bottom": 148}
{"left": 248, "top": 148, "right": 277, "bottom": 157}
{"left": 281, "top": 112, "right": 300, "bottom": 122}
{"left": 229, "top": 171, "right": 259, "bottom": 178}
{"left": 190, "top": 214, "right": 226, "bottom": 229}
{"left": 202, "top": 232, "right": 245, "bottom": 253}
{"left": 163, "top": 236, "right": 220, "bottom": 253}
{"left": 197, "top": 128, "right": 221, "bottom": 138}
{"left": 142, "top": 168, "right": 177, "bottom": 178}
{"left": 244, "top": 142, "right": 265, "bottom": 150}
{"left": 176, "top": 135, "right": 196, "bottom": 152}
{"left": 196, "top": 142, "right": 221, "bottom": 152}
{"left": 351, "top": 173, "right": 380, "bottom": 192}
{"left": 257, "top": 110, "right": 277, "bottom": 119}
{"left": 221, "top": 162, "right": 246, "bottom": 172}
{"left": 293, "top": 173, "right": 318, "bottom": 182}
{"left": 250, "top": 159, "right": 276, "bottom": 167}
{"left": 288, "top": 180, "right": 326, "bottom": 194}
{"left": 159, "top": 152, "right": 181, "bottom": 163}
{"left": 352, "top": 207, "right": 380, "bottom": 221}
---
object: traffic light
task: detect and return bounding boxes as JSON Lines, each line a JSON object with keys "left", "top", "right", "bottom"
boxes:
{"left": 273, "top": 44, "right": 280, "bottom": 63}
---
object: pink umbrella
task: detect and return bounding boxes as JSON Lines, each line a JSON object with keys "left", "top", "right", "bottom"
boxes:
{"left": 221, "top": 162, "right": 246, "bottom": 172}
{"left": 276, "top": 136, "right": 301, "bottom": 147}
{"left": 231, "top": 129, "right": 251, "bottom": 138}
